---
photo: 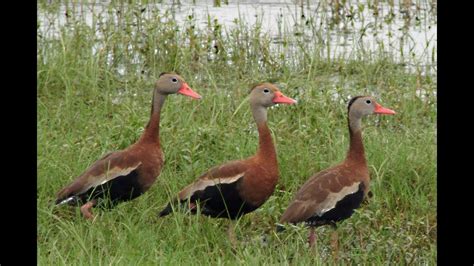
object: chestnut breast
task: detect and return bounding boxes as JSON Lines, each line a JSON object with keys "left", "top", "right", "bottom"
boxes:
{"left": 129, "top": 142, "right": 164, "bottom": 192}
{"left": 238, "top": 157, "right": 279, "bottom": 207}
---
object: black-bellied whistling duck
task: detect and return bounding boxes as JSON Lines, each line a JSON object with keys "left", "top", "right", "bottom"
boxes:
{"left": 55, "top": 72, "right": 202, "bottom": 220}
{"left": 158, "top": 83, "right": 296, "bottom": 244}
{"left": 279, "top": 96, "right": 395, "bottom": 251}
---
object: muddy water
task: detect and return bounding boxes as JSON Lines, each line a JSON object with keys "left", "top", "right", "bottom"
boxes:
{"left": 38, "top": 0, "right": 436, "bottom": 72}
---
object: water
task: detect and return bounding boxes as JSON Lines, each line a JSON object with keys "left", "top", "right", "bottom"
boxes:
{"left": 38, "top": 0, "right": 437, "bottom": 73}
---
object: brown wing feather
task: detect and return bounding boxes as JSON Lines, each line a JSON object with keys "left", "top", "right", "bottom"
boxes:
{"left": 280, "top": 165, "right": 360, "bottom": 224}
{"left": 178, "top": 160, "right": 248, "bottom": 200}
{"left": 56, "top": 151, "right": 142, "bottom": 202}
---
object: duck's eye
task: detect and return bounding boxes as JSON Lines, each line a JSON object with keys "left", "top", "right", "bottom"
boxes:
{"left": 263, "top": 89, "right": 270, "bottom": 94}
{"left": 365, "top": 100, "right": 371, "bottom": 104}
{"left": 171, "top": 78, "right": 178, "bottom": 83}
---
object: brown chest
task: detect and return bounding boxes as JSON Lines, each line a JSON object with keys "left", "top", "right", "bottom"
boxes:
{"left": 239, "top": 164, "right": 279, "bottom": 206}
{"left": 133, "top": 145, "right": 164, "bottom": 192}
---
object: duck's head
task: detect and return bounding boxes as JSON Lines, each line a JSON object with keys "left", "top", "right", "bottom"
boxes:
{"left": 155, "top": 72, "right": 202, "bottom": 99}
{"left": 249, "top": 83, "right": 297, "bottom": 108}
{"left": 348, "top": 96, "right": 396, "bottom": 117}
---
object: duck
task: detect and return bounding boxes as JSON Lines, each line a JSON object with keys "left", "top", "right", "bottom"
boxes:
{"left": 55, "top": 72, "right": 202, "bottom": 220}
{"left": 278, "top": 96, "right": 395, "bottom": 251}
{"left": 158, "top": 83, "right": 296, "bottom": 244}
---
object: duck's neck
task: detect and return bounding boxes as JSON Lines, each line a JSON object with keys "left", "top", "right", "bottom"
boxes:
{"left": 140, "top": 90, "right": 166, "bottom": 144}
{"left": 346, "top": 112, "right": 366, "bottom": 164}
{"left": 252, "top": 105, "right": 277, "bottom": 163}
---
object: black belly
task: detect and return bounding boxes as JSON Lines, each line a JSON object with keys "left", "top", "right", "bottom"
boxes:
{"left": 306, "top": 182, "right": 365, "bottom": 227}
{"left": 188, "top": 179, "right": 258, "bottom": 220}
{"left": 76, "top": 170, "right": 144, "bottom": 209}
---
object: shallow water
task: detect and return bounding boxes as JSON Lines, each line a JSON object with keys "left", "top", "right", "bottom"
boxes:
{"left": 38, "top": 0, "right": 436, "bottom": 73}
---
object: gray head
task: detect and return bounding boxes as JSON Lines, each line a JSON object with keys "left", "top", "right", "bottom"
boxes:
{"left": 249, "top": 83, "right": 297, "bottom": 108}
{"left": 347, "top": 96, "right": 396, "bottom": 118}
{"left": 155, "top": 72, "right": 201, "bottom": 99}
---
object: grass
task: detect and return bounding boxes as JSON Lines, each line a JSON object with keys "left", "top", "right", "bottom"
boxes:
{"left": 38, "top": 1, "right": 436, "bottom": 264}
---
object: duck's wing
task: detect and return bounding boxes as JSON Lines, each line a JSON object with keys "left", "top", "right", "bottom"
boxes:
{"left": 55, "top": 151, "right": 142, "bottom": 205}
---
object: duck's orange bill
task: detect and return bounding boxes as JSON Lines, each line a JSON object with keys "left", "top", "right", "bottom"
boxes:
{"left": 374, "top": 103, "right": 396, "bottom": 115}
{"left": 273, "top": 91, "right": 297, "bottom": 104}
{"left": 178, "top": 83, "right": 202, "bottom": 99}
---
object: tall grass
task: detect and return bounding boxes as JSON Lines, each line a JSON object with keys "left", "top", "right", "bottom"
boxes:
{"left": 38, "top": 1, "right": 436, "bottom": 264}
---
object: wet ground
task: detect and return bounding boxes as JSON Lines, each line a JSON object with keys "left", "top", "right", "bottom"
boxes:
{"left": 38, "top": 0, "right": 437, "bottom": 73}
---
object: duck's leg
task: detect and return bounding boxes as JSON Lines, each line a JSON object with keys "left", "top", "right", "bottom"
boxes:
{"left": 330, "top": 226, "right": 339, "bottom": 261}
{"left": 80, "top": 199, "right": 97, "bottom": 220}
{"left": 308, "top": 227, "right": 316, "bottom": 248}
{"left": 227, "top": 220, "right": 237, "bottom": 249}
{"left": 362, "top": 190, "right": 374, "bottom": 205}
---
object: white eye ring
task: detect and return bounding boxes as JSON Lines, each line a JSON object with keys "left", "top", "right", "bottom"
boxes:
{"left": 263, "top": 89, "right": 270, "bottom": 94}
{"left": 365, "top": 100, "right": 371, "bottom": 104}
{"left": 171, "top": 78, "right": 178, "bottom": 83}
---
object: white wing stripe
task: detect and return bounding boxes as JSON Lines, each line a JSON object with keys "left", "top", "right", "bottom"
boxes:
{"left": 57, "top": 196, "right": 75, "bottom": 205}
{"left": 315, "top": 181, "right": 361, "bottom": 216}
{"left": 181, "top": 173, "right": 244, "bottom": 199}
{"left": 79, "top": 162, "right": 142, "bottom": 194}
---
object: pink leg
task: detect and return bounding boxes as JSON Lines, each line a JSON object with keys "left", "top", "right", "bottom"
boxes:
{"left": 308, "top": 227, "right": 316, "bottom": 248}
{"left": 80, "top": 200, "right": 96, "bottom": 220}
{"left": 227, "top": 221, "right": 238, "bottom": 250}
{"left": 331, "top": 230, "right": 339, "bottom": 260}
